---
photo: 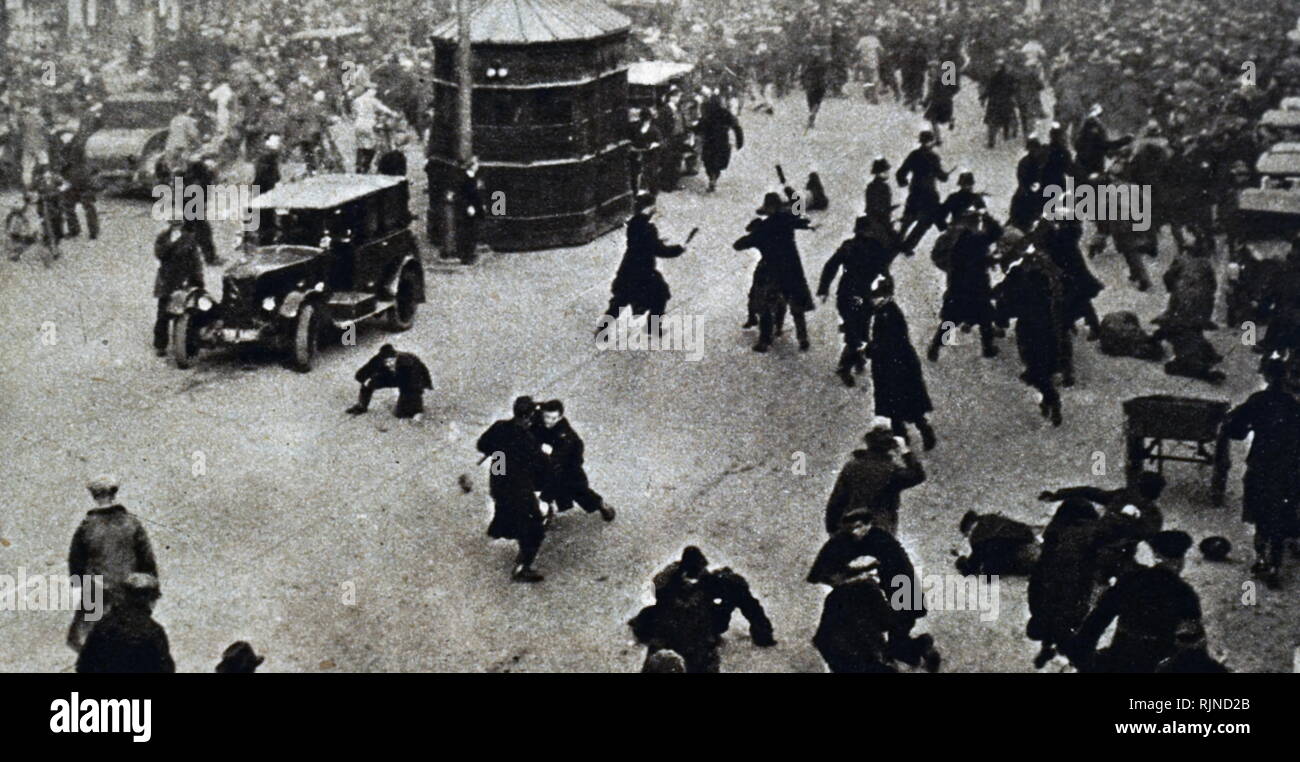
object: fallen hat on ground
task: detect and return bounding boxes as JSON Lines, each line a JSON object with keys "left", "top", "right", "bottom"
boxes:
{"left": 1199, "top": 536, "right": 1231, "bottom": 562}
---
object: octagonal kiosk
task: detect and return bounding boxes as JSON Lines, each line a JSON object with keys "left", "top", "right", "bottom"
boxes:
{"left": 427, "top": 0, "right": 634, "bottom": 251}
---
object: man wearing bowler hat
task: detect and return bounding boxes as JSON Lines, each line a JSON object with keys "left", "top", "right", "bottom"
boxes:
{"left": 824, "top": 419, "right": 926, "bottom": 536}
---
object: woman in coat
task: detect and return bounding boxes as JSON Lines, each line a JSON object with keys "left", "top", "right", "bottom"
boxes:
{"left": 866, "top": 275, "right": 936, "bottom": 450}
{"left": 693, "top": 95, "right": 744, "bottom": 193}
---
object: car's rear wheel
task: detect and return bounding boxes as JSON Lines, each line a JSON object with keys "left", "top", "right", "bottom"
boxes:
{"left": 170, "top": 313, "right": 199, "bottom": 369}
{"left": 291, "top": 303, "right": 320, "bottom": 373}
{"left": 386, "top": 266, "right": 419, "bottom": 332}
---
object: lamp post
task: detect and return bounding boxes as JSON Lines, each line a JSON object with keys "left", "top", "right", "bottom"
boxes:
{"left": 456, "top": 0, "right": 473, "bottom": 164}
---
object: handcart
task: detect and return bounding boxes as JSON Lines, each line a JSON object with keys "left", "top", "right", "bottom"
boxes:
{"left": 1122, "top": 395, "right": 1231, "bottom": 506}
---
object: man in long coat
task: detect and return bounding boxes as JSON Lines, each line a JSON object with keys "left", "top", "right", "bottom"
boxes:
{"left": 734, "top": 192, "right": 815, "bottom": 353}
{"left": 628, "top": 108, "right": 664, "bottom": 197}
{"left": 692, "top": 95, "right": 744, "bottom": 193}
{"left": 532, "top": 399, "right": 615, "bottom": 522}
{"left": 1026, "top": 497, "right": 1100, "bottom": 668}
{"left": 817, "top": 215, "right": 899, "bottom": 386}
{"left": 602, "top": 194, "right": 684, "bottom": 328}
{"left": 476, "top": 397, "right": 550, "bottom": 582}
{"left": 181, "top": 151, "right": 219, "bottom": 265}
{"left": 68, "top": 475, "right": 159, "bottom": 652}
{"left": 867, "top": 275, "right": 936, "bottom": 449}
{"left": 1223, "top": 357, "right": 1300, "bottom": 589}
{"left": 926, "top": 208, "right": 1003, "bottom": 361}
{"left": 981, "top": 57, "right": 1018, "bottom": 148}
{"left": 1034, "top": 212, "right": 1103, "bottom": 346}
{"left": 896, "top": 129, "right": 949, "bottom": 251}
{"left": 55, "top": 107, "right": 101, "bottom": 240}
{"left": 994, "top": 246, "right": 1069, "bottom": 425}
{"left": 863, "top": 156, "right": 896, "bottom": 223}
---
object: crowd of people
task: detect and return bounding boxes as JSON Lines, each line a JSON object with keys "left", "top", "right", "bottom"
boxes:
{"left": 15, "top": 0, "right": 1300, "bottom": 673}
{"left": 594, "top": 0, "right": 1300, "bottom": 673}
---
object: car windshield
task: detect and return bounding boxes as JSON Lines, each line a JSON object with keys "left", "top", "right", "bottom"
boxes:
{"left": 100, "top": 98, "right": 177, "bottom": 129}
{"left": 255, "top": 209, "right": 326, "bottom": 247}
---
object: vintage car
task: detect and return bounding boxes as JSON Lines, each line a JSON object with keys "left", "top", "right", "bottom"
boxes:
{"left": 627, "top": 61, "right": 699, "bottom": 177}
{"left": 168, "top": 174, "right": 425, "bottom": 372}
{"left": 628, "top": 61, "right": 694, "bottom": 117}
{"left": 1235, "top": 142, "right": 1300, "bottom": 236}
{"left": 84, "top": 92, "right": 192, "bottom": 194}
{"left": 1260, "top": 106, "right": 1300, "bottom": 144}
{"left": 1230, "top": 141, "right": 1300, "bottom": 326}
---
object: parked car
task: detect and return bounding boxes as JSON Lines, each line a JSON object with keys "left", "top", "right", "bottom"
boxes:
{"left": 627, "top": 61, "right": 700, "bottom": 178}
{"left": 167, "top": 174, "right": 425, "bottom": 371}
{"left": 84, "top": 92, "right": 196, "bottom": 194}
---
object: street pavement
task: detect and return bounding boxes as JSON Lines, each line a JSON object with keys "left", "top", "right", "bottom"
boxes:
{"left": 1, "top": 83, "right": 1296, "bottom": 673}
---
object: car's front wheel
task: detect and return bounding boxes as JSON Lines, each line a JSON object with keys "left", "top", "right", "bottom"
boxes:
{"left": 170, "top": 313, "right": 199, "bottom": 369}
{"left": 386, "top": 266, "right": 419, "bottom": 332}
{"left": 290, "top": 303, "right": 320, "bottom": 373}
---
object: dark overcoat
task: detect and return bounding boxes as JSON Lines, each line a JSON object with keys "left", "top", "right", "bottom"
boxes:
{"left": 867, "top": 300, "right": 932, "bottom": 422}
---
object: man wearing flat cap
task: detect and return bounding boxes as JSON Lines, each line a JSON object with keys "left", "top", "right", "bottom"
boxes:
{"left": 811, "top": 554, "right": 897, "bottom": 673}
{"left": 76, "top": 572, "right": 174, "bottom": 674}
{"left": 1066, "top": 530, "right": 1204, "bottom": 673}
{"left": 346, "top": 344, "right": 433, "bottom": 419}
{"left": 808, "top": 511, "right": 940, "bottom": 672}
{"left": 67, "top": 476, "right": 159, "bottom": 652}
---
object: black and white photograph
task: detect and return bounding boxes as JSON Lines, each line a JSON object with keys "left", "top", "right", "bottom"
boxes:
{"left": 1, "top": 0, "right": 1297, "bottom": 746}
